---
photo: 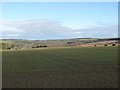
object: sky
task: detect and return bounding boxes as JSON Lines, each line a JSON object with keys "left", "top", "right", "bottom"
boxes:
{"left": 1, "top": 2, "right": 118, "bottom": 40}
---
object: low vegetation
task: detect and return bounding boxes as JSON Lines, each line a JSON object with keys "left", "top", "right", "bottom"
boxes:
{"left": 2, "top": 46, "right": 118, "bottom": 88}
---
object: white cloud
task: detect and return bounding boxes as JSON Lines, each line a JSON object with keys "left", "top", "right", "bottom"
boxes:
{"left": 6, "top": 34, "right": 20, "bottom": 37}
{"left": 77, "top": 24, "right": 118, "bottom": 38}
{"left": 75, "top": 32, "right": 82, "bottom": 34}
{"left": 1, "top": 19, "right": 118, "bottom": 39}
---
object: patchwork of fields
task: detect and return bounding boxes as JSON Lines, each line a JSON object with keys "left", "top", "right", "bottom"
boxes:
{"left": 2, "top": 47, "right": 118, "bottom": 88}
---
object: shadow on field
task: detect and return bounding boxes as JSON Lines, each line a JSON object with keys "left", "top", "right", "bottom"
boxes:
{"left": 2, "top": 64, "right": 118, "bottom": 88}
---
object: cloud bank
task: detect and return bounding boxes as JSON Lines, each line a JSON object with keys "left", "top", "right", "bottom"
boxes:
{"left": 1, "top": 19, "right": 118, "bottom": 40}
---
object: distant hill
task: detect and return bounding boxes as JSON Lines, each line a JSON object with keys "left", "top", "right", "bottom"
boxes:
{"left": 0, "top": 38, "right": 119, "bottom": 50}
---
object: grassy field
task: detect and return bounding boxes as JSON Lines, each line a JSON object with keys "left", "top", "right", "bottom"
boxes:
{"left": 2, "top": 46, "right": 118, "bottom": 88}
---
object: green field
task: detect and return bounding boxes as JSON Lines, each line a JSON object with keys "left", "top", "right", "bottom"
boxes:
{"left": 2, "top": 46, "right": 118, "bottom": 88}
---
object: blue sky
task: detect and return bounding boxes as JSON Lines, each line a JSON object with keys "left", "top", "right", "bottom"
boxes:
{"left": 1, "top": 2, "right": 118, "bottom": 40}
